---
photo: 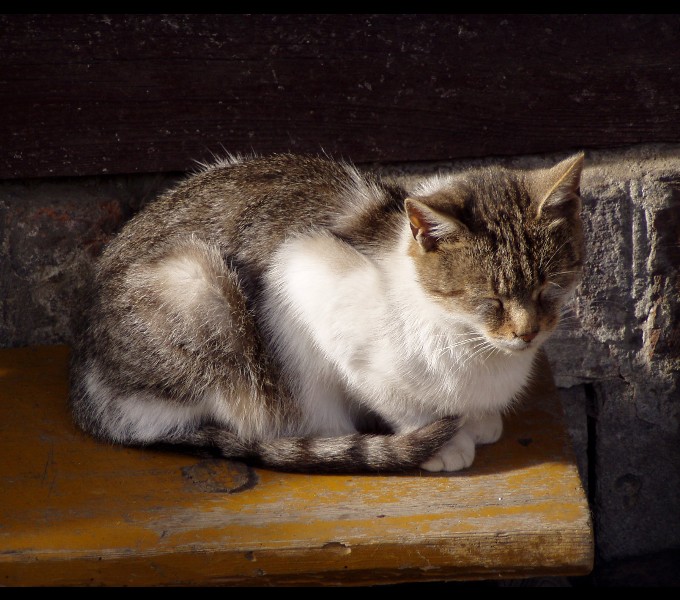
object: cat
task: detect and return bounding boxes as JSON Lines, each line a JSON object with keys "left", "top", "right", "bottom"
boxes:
{"left": 69, "top": 151, "right": 584, "bottom": 473}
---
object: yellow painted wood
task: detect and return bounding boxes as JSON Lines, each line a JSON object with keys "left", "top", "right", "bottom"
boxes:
{"left": 0, "top": 345, "right": 593, "bottom": 586}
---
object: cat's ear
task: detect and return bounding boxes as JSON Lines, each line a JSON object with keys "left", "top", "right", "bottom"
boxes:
{"left": 404, "top": 197, "right": 467, "bottom": 252}
{"left": 533, "top": 152, "right": 584, "bottom": 221}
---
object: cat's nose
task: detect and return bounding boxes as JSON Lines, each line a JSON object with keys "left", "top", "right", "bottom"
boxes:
{"left": 516, "top": 331, "right": 538, "bottom": 343}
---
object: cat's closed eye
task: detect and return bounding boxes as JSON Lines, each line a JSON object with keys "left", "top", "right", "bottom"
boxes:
{"left": 483, "top": 297, "right": 503, "bottom": 311}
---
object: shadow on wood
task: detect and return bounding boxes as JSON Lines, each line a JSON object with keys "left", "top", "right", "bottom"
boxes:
{"left": 0, "top": 345, "right": 593, "bottom": 586}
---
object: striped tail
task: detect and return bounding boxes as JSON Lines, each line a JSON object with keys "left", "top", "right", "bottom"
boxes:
{"left": 177, "top": 417, "right": 460, "bottom": 473}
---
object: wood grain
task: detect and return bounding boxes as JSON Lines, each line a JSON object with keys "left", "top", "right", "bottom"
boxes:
{"left": 0, "top": 345, "right": 593, "bottom": 586}
{"left": 2, "top": 14, "right": 679, "bottom": 179}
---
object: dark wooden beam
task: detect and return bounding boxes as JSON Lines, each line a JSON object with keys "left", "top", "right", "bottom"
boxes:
{"left": 2, "top": 14, "right": 679, "bottom": 179}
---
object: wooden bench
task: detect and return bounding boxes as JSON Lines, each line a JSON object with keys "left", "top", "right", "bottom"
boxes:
{"left": 0, "top": 345, "right": 593, "bottom": 586}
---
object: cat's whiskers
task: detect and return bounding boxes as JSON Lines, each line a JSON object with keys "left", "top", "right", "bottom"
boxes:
{"left": 473, "top": 342, "right": 499, "bottom": 375}
{"left": 554, "top": 305, "right": 583, "bottom": 332}
{"left": 450, "top": 339, "right": 496, "bottom": 375}
{"left": 547, "top": 269, "right": 581, "bottom": 278}
{"left": 558, "top": 308, "right": 580, "bottom": 320}
{"left": 433, "top": 330, "right": 482, "bottom": 340}
{"left": 541, "top": 239, "right": 572, "bottom": 274}
{"left": 435, "top": 335, "right": 487, "bottom": 359}
{"left": 557, "top": 314, "right": 582, "bottom": 325}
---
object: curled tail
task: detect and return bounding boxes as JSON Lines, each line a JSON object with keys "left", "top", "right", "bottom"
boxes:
{"left": 177, "top": 417, "right": 460, "bottom": 473}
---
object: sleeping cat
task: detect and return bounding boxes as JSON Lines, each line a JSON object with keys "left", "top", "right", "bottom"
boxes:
{"left": 69, "top": 152, "right": 584, "bottom": 473}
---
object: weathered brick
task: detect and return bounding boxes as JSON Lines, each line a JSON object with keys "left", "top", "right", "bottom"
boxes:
{"left": 0, "top": 174, "right": 177, "bottom": 346}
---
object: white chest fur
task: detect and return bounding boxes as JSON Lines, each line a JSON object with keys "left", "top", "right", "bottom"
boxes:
{"left": 261, "top": 231, "right": 537, "bottom": 435}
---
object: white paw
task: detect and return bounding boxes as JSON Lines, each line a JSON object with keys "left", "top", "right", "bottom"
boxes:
{"left": 420, "top": 431, "right": 475, "bottom": 472}
{"left": 465, "top": 412, "right": 503, "bottom": 445}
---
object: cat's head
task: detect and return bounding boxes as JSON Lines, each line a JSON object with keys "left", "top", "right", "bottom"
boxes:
{"left": 405, "top": 153, "right": 584, "bottom": 354}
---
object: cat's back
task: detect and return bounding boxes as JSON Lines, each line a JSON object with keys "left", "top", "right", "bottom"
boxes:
{"left": 96, "top": 154, "right": 403, "bottom": 284}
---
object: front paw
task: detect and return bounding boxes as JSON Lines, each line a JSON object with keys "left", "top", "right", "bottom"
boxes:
{"left": 465, "top": 412, "right": 503, "bottom": 445}
{"left": 420, "top": 431, "right": 475, "bottom": 472}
